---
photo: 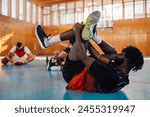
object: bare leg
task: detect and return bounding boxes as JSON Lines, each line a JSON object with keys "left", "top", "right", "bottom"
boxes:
{"left": 45, "top": 25, "right": 85, "bottom": 47}
{"left": 60, "top": 29, "right": 117, "bottom": 55}
{"left": 26, "top": 55, "right": 35, "bottom": 63}
{"left": 69, "top": 40, "right": 88, "bottom": 61}
{"left": 60, "top": 29, "right": 76, "bottom": 45}
{"left": 60, "top": 25, "right": 84, "bottom": 44}
{"left": 98, "top": 40, "right": 117, "bottom": 54}
{"left": 92, "top": 33, "right": 117, "bottom": 60}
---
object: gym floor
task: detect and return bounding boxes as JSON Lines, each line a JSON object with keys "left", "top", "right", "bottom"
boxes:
{"left": 0, "top": 57, "right": 150, "bottom": 100}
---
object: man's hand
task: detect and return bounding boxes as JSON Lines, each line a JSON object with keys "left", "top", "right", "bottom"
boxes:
{"left": 73, "top": 23, "right": 82, "bottom": 32}
{"left": 10, "top": 59, "right": 16, "bottom": 64}
{"left": 22, "top": 59, "right": 28, "bottom": 64}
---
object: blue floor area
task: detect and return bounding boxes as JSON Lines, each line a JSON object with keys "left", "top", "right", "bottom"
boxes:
{"left": 0, "top": 59, "right": 150, "bottom": 100}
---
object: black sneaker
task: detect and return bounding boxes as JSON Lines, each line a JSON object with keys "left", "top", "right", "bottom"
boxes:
{"left": 46, "top": 56, "right": 49, "bottom": 66}
{"left": 47, "top": 60, "right": 51, "bottom": 71}
{"left": 82, "top": 11, "right": 101, "bottom": 40}
{"left": 35, "top": 25, "right": 48, "bottom": 49}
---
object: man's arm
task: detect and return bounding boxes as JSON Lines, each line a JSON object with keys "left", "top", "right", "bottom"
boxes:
{"left": 88, "top": 42, "right": 109, "bottom": 64}
{"left": 25, "top": 53, "right": 35, "bottom": 63}
{"left": 73, "top": 23, "right": 95, "bottom": 68}
{"left": 5, "top": 52, "right": 15, "bottom": 63}
{"left": 22, "top": 47, "right": 35, "bottom": 63}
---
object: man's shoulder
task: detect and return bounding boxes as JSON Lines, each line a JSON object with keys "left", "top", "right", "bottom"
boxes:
{"left": 10, "top": 46, "right": 16, "bottom": 52}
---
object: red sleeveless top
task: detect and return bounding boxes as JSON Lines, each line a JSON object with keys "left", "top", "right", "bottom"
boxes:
{"left": 15, "top": 47, "right": 26, "bottom": 57}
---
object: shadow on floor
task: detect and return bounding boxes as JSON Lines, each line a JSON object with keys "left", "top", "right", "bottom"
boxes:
{"left": 63, "top": 89, "right": 128, "bottom": 100}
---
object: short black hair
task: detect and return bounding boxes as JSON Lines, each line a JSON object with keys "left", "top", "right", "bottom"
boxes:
{"left": 16, "top": 42, "right": 22, "bottom": 48}
{"left": 122, "top": 46, "right": 144, "bottom": 72}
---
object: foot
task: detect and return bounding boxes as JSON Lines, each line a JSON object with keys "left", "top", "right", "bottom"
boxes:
{"left": 81, "top": 11, "right": 101, "bottom": 41}
{"left": 35, "top": 25, "right": 50, "bottom": 49}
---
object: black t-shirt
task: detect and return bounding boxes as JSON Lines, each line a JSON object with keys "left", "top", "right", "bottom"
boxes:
{"left": 89, "top": 60, "right": 129, "bottom": 93}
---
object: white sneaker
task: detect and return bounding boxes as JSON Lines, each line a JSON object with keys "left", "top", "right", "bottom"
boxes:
{"left": 82, "top": 11, "right": 101, "bottom": 41}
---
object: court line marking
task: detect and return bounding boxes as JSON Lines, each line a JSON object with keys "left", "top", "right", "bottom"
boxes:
{"left": 0, "top": 80, "right": 65, "bottom": 93}
{"left": 0, "top": 80, "right": 150, "bottom": 93}
{"left": 131, "top": 80, "right": 150, "bottom": 84}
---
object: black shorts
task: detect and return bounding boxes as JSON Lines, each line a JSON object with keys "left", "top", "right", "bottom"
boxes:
{"left": 62, "top": 56, "right": 85, "bottom": 83}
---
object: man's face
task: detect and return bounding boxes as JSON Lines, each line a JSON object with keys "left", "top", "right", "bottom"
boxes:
{"left": 17, "top": 45, "right": 23, "bottom": 51}
{"left": 115, "top": 53, "right": 126, "bottom": 65}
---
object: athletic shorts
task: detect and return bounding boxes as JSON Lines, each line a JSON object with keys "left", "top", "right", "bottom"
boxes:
{"left": 62, "top": 56, "right": 85, "bottom": 83}
{"left": 63, "top": 56, "right": 128, "bottom": 93}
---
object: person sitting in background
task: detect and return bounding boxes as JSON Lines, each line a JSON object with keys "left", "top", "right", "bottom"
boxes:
{"left": 1, "top": 42, "right": 35, "bottom": 65}
{"left": 47, "top": 51, "right": 62, "bottom": 71}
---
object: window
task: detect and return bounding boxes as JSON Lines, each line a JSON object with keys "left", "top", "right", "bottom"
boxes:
{"left": 147, "top": 0, "right": 150, "bottom": 17}
{"left": 135, "top": 0, "right": 144, "bottom": 18}
{"left": 84, "top": 0, "right": 93, "bottom": 22}
{"left": 67, "top": 2, "right": 74, "bottom": 24}
{"left": 38, "top": 7, "right": 42, "bottom": 25}
{"left": 103, "top": 0, "right": 112, "bottom": 22}
{"left": 32, "top": 4, "right": 36, "bottom": 24}
{"left": 113, "top": 0, "right": 123, "bottom": 20}
{"left": 124, "top": 0, "right": 134, "bottom": 19}
{"left": 75, "top": 1, "right": 83, "bottom": 23}
{"left": 26, "top": 0, "right": 30, "bottom": 22}
{"left": 2, "top": 0, "right": 8, "bottom": 16}
{"left": 43, "top": 7, "right": 50, "bottom": 26}
{"left": 52, "top": 5, "right": 58, "bottom": 25}
{"left": 59, "top": 3, "right": 66, "bottom": 25}
{"left": 93, "top": 0, "right": 102, "bottom": 11}
{"left": 11, "top": 0, "right": 16, "bottom": 18}
{"left": 19, "top": 0, "right": 23, "bottom": 20}
{"left": 93, "top": 0, "right": 102, "bottom": 28}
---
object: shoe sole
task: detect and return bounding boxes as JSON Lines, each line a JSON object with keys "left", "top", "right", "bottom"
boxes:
{"left": 35, "top": 25, "right": 47, "bottom": 49}
{"left": 82, "top": 11, "right": 101, "bottom": 40}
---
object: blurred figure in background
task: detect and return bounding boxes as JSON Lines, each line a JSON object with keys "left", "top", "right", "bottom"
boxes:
{"left": 1, "top": 42, "right": 35, "bottom": 65}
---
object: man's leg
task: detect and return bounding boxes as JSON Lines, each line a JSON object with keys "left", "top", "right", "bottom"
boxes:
{"left": 35, "top": 25, "right": 80, "bottom": 49}
{"left": 92, "top": 33, "right": 117, "bottom": 55}
{"left": 35, "top": 11, "right": 100, "bottom": 49}
{"left": 26, "top": 55, "right": 35, "bottom": 63}
{"left": 68, "top": 40, "right": 88, "bottom": 61}
{"left": 62, "top": 38, "right": 89, "bottom": 83}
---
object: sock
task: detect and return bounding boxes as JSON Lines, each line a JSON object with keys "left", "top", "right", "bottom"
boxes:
{"left": 93, "top": 34, "right": 103, "bottom": 44}
{"left": 45, "top": 34, "right": 61, "bottom": 47}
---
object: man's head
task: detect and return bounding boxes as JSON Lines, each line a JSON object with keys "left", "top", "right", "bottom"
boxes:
{"left": 16, "top": 42, "right": 23, "bottom": 51}
{"left": 122, "top": 46, "right": 144, "bottom": 72}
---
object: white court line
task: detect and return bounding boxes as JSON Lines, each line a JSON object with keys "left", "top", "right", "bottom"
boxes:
{"left": 144, "top": 57, "right": 150, "bottom": 60}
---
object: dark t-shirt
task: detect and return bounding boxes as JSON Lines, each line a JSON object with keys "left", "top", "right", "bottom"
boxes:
{"left": 89, "top": 60, "right": 129, "bottom": 93}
